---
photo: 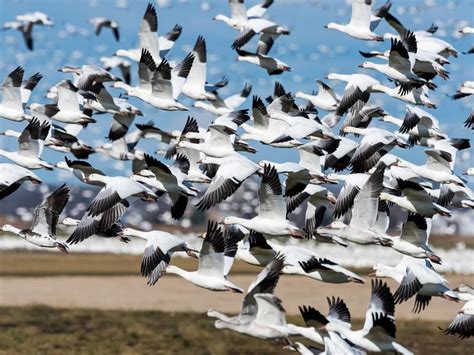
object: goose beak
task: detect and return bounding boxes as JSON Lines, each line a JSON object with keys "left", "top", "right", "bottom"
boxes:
{"left": 357, "top": 64, "right": 364, "bottom": 68}
{"left": 323, "top": 25, "right": 328, "bottom": 29}
{"left": 368, "top": 272, "right": 377, "bottom": 277}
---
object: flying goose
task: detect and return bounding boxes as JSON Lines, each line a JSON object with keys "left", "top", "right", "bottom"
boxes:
{"left": 181, "top": 36, "right": 216, "bottom": 101}
{"left": 85, "top": 173, "right": 158, "bottom": 217}
{"left": 0, "top": 66, "right": 27, "bottom": 121}
{"left": 295, "top": 80, "right": 339, "bottom": 112}
{"left": 207, "top": 254, "right": 285, "bottom": 325}
{"left": 123, "top": 227, "right": 197, "bottom": 285}
{"left": 360, "top": 31, "right": 436, "bottom": 95}
{"left": 100, "top": 56, "right": 131, "bottom": 85}
{"left": 221, "top": 164, "right": 305, "bottom": 238}
{"left": 0, "top": 163, "right": 42, "bottom": 199}
{"left": 194, "top": 82, "right": 252, "bottom": 115}
{"left": 235, "top": 48, "right": 291, "bottom": 76}
{"left": 372, "top": 257, "right": 459, "bottom": 314}
{"left": 177, "top": 124, "right": 236, "bottom": 158}
{"left": 1, "top": 184, "right": 70, "bottom": 252}
{"left": 371, "top": 83, "right": 436, "bottom": 108}
{"left": 323, "top": 136, "right": 360, "bottom": 172}
{"left": 324, "top": 0, "right": 391, "bottom": 41}
{"left": 3, "top": 12, "right": 54, "bottom": 50}
{"left": 196, "top": 154, "right": 260, "bottom": 211}
{"left": 323, "top": 279, "right": 413, "bottom": 354}
{"left": 213, "top": 0, "right": 276, "bottom": 30}
{"left": 441, "top": 299, "right": 474, "bottom": 339}
{"left": 58, "top": 65, "right": 121, "bottom": 91}
{"left": 450, "top": 81, "right": 474, "bottom": 100}
{"left": 89, "top": 17, "right": 120, "bottom": 41}
{"left": 165, "top": 221, "right": 243, "bottom": 293}
{"left": 317, "top": 163, "right": 392, "bottom": 246}
{"left": 0, "top": 117, "right": 53, "bottom": 170}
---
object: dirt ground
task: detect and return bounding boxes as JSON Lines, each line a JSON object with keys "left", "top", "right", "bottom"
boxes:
{"left": 1, "top": 274, "right": 471, "bottom": 321}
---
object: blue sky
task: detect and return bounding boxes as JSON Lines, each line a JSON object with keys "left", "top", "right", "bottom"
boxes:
{"left": 0, "top": 0, "right": 473, "bottom": 185}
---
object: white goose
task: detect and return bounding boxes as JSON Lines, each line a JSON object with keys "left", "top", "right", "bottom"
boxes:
{"left": 0, "top": 163, "right": 42, "bottom": 199}
{"left": 1, "top": 184, "right": 70, "bottom": 252}
{"left": 123, "top": 227, "right": 197, "bottom": 285}
{"left": 194, "top": 82, "right": 252, "bottom": 115}
{"left": 56, "top": 157, "right": 105, "bottom": 186}
{"left": 235, "top": 48, "right": 291, "bottom": 76}
{"left": 324, "top": 0, "right": 390, "bottom": 41}
{"left": 295, "top": 80, "right": 339, "bottom": 112}
{"left": 441, "top": 299, "right": 474, "bottom": 339}
{"left": 451, "top": 81, "right": 474, "bottom": 100}
{"left": 0, "top": 117, "right": 53, "bottom": 170}
{"left": 89, "top": 17, "right": 119, "bottom": 41}
{"left": 371, "top": 83, "right": 436, "bottom": 108}
{"left": 178, "top": 125, "right": 236, "bottom": 158}
{"left": 165, "top": 221, "right": 243, "bottom": 293}
{"left": 221, "top": 164, "right": 304, "bottom": 238}
{"left": 372, "top": 257, "right": 460, "bottom": 313}
{"left": 0, "top": 66, "right": 27, "bottom": 121}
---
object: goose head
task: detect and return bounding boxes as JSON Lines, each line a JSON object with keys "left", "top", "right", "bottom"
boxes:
{"left": 87, "top": 173, "right": 107, "bottom": 184}
{"left": 61, "top": 217, "right": 79, "bottom": 226}
{"left": 370, "top": 263, "right": 392, "bottom": 277}
{"left": 57, "top": 65, "right": 81, "bottom": 74}
{"left": 325, "top": 221, "right": 346, "bottom": 230}
{"left": 358, "top": 61, "right": 374, "bottom": 69}
{"left": 220, "top": 216, "right": 241, "bottom": 226}
{"left": 0, "top": 224, "right": 21, "bottom": 234}
{"left": 324, "top": 22, "right": 341, "bottom": 31}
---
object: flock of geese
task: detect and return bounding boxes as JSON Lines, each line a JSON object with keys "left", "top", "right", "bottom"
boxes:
{"left": 1, "top": 0, "right": 473, "bottom": 352}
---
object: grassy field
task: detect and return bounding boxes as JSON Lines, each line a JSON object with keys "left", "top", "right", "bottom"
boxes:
{"left": 0, "top": 306, "right": 472, "bottom": 355}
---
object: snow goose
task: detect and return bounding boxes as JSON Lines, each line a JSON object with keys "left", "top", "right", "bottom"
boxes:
{"left": 317, "top": 163, "right": 392, "bottom": 246}
{"left": 324, "top": 0, "right": 391, "bottom": 41}
{"left": 380, "top": 179, "right": 451, "bottom": 217}
{"left": 323, "top": 136, "right": 359, "bottom": 172}
{"left": 100, "top": 56, "right": 131, "bottom": 85}
{"left": 436, "top": 184, "right": 474, "bottom": 209}
{"left": 222, "top": 164, "right": 305, "bottom": 238}
{"left": 56, "top": 157, "right": 105, "bottom": 186}
{"left": 343, "top": 126, "right": 408, "bottom": 173}
{"left": 89, "top": 17, "right": 119, "bottom": 41}
{"left": 114, "top": 49, "right": 191, "bottom": 111}
{"left": 166, "top": 221, "right": 243, "bottom": 292}
{"left": 340, "top": 100, "right": 387, "bottom": 135}
{"left": 0, "top": 163, "right": 42, "bottom": 199}
{"left": 83, "top": 83, "right": 127, "bottom": 115}
{"left": 196, "top": 154, "right": 260, "bottom": 211}
{"left": 63, "top": 201, "right": 128, "bottom": 245}
{"left": 329, "top": 172, "right": 370, "bottom": 219}
{"left": 85, "top": 173, "right": 158, "bottom": 217}
{"left": 135, "top": 153, "right": 198, "bottom": 219}
{"left": 21, "top": 72, "right": 42, "bottom": 107}
{"left": 207, "top": 254, "right": 284, "bottom": 324}
{"left": 213, "top": 0, "right": 275, "bottom": 30}
{"left": 0, "top": 117, "right": 53, "bottom": 170}
{"left": 235, "top": 47, "right": 291, "bottom": 76}
{"left": 295, "top": 80, "right": 339, "bottom": 112}
{"left": 240, "top": 96, "right": 299, "bottom": 148}
{"left": 0, "top": 66, "right": 27, "bottom": 121}
{"left": 372, "top": 257, "right": 459, "bottom": 313}
{"left": 441, "top": 299, "right": 474, "bottom": 339}
{"left": 178, "top": 124, "right": 236, "bottom": 158}
{"left": 95, "top": 138, "right": 135, "bottom": 161}
{"left": 323, "top": 279, "right": 413, "bottom": 354}
{"left": 360, "top": 31, "right": 436, "bottom": 95}
{"left": 450, "top": 81, "right": 474, "bottom": 100}
{"left": 1, "top": 184, "right": 70, "bottom": 252}
{"left": 194, "top": 82, "right": 252, "bottom": 115}
{"left": 181, "top": 36, "right": 216, "bottom": 101}
{"left": 395, "top": 149, "right": 464, "bottom": 186}
{"left": 123, "top": 227, "right": 197, "bottom": 285}
{"left": 371, "top": 83, "right": 436, "bottom": 108}
{"left": 3, "top": 12, "right": 53, "bottom": 50}
{"left": 58, "top": 65, "right": 121, "bottom": 91}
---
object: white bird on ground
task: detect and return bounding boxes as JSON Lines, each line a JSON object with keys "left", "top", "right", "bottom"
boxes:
{"left": 0, "top": 163, "right": 42, "bottom": 199}
{"left": 0, "top": 184, "right": 70, "bottom": 252}
{"left": 324, "top": 0, "right": 391, "bottom": 41}
{"left": 165, "top": 221, "right": 243, "bottom": 292}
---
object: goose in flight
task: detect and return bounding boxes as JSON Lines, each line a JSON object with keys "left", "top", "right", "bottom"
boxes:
{"left": 235, "top": 48, "right": 291, "bottom": 76}
{"left": 213, "top": 0, "right": 275, "bottom": 30}
{"left": 0, "top": 66, "right": 28, "bottom": 121}
{"left": 0, "top": 163, "right": 42, "bottom": 199}
{"left": 178, "top": 124, "right": 236, "bottom": 158}
{"left": 441, "top": 298, "right": 474, "bottom": 339}
{"left": 1, "top": 184, "right": 70, "bottom": 253}
{"left": 113, "top": 49, "right": 191, "bottom": 111}
{"left": 3, "top": 11, "right": 54, "bottom": 51}
{"left": 85, "top": 173, "right": 158, "bottom": 217}
{"left": 323, "top": 279, "right": 413, "bottom": 354}
{"left": 181, "top": 36, "right": 216, "bottom": 101}
{"left": 63, "top": 202, "right": 129, "bottom": 245}
{"left": 317, "top": 163, "right": 393, "bottom": 246}
{"left": 371, "top": 83, "right": 436, "bottom": 108}
{"left": 221, "top": 164, "right": 305, "bottom": 238}
{"left": 450, "top": 81, "right": 474, "bottom": 100}
{"left": 196, "top": 154, "right": 260, "bottom": 211}
{"left": 89, "top": 17, "right": 120, "bottom": 41}
{"left": 207, "top": 254, "right": 285, "bottom": 325}
{"left": 194, "top": 82, "right": 252, "bottom": 116}
{"left": 295, "top": 80, "right": 339, "bottom": 112}
{"left": 123, "top": 227, "right": 197, "bottom": 285}
{"left": 372, "top": 257, "right": 459, "bottom": 314}
{"left": 100, "top": 56, "right": 131, "bottom": 85}
{"left": 58, "top": 65, "right": 121, "bottom": 91}
{"left": 0, "top": 117, "right": 53, "bottom": 170}
{"left": 166, "top": 221, "right": 243, "bottom": 293}
{"left": 56, "top": 157, "right": 105, "bottom": 186}
{"left": 324, "top": 0, "right": 391, "bottom": 41}
{"left": 359, "top": 31, "right": 436, "bottom": 95}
